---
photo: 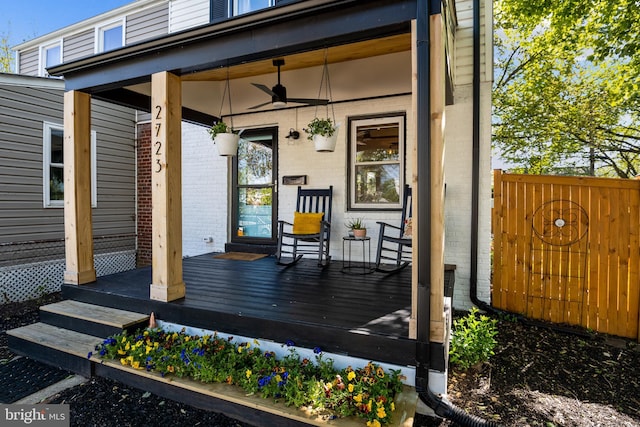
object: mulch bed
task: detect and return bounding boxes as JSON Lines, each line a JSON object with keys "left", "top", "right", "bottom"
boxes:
{"left": 2, "top": 294, "right": 640, "bottom": 426}
{"left": 0, "top": 357, "right": 72, "bottom": 403}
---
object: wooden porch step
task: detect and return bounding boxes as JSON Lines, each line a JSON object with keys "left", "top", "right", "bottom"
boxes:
{"left": 40, "top": 300, "right": 149, "bottom": 337}
{"left": 7, "top": 323, "right": 102, "bottom": 377}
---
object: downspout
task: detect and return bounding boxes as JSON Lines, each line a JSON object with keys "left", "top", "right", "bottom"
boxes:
{"left": 469, "top": 0, "right": 487, "bottom": 311}
{"left": 416, "top": 1, "right": 502, "bottom": 425}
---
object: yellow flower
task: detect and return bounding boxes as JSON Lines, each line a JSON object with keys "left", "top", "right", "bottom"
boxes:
{"left": 132, "top": 361, "right": 141, "bottom": 369}
{"left": 275, "top": 374, "right": 282, "bottom": 383}
{"left": 146, "top": 346, "right": 152, "bottom": 354}
{"left": 366, "top": 399, "right": 373, "bottom": 413}
{"left": 391, "top": 402, "right": 395, "bottom": 411}
{"left": 120, "top": 358, "right": 128, "bottom": 366}
{"left": 376, "top": 366, "right": 385, "bottom": 378}
{"left": 245, "top": 370, "right": 252, "bottom": 379}
{"left": 325, "top": 382, "right": 332, "bottom": 390}
{"left": 347, "top": 371, "right": 356, "bottom": 382}
{"left": 125, "top": 342, "right": 131, "bottom": 351}
{"left": 135, "top": 341, "right": 143, "bottom": 348}
{"left": 167, "top": 365, "right": 174, "bottom": 373}
{"left": 143, "top": 331, "right": 149, "bottom": 336}
{"left": 253, "top": 339, "right": 260, "bottom": 346}
{"left": 376, "top": 406, "right": 387, "bottom": 419}
{"left": 238, "top": 346, "right": 243, "bottom": 353}
{"left": 354, "top": 393, "right": 363, "bottom": 403}
{"left": 185, "top": 336, "right": 190, "bottom": 342}
{"left": 348, "top": 384, "right": 354, "bottom": 393}
{"left": 153, "top": 342, "right": 159, "bottom": 348}
{"left": 172, "top": 333, "right": 178, "bottom": 340}
{"left": 366, "top": 420, "right": 381, "bottom": 427}
{"left": 117, "top": 349, "right": 126, "bottom": 355}
{"left": 121, "top": 337, "right": 127, "bottom": 343}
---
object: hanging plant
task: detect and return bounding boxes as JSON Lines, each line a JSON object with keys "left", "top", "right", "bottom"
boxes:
{"left": 304, "top": 117, "right": 336, "bottom": 140}
{"left": 210, "top": 68, "right": 240, "bottom": 156}
{"left": 304, "top": 50, "right": 339, "bottom": 152}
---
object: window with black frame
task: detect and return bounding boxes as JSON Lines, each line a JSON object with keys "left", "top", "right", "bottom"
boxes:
{"left": 348, "top": 114, "right": 405, "bottom": 210}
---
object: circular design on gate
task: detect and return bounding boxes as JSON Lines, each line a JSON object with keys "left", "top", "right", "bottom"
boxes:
{"left": 531, "top": 200, "right": 588, "bottom": 246}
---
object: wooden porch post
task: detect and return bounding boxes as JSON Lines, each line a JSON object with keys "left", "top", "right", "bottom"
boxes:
{"left": 429, "top": 12, "right": 446, "bottom": 344}
{"left": 149, "top": 71, "right": 186, "bottom": 302}
{"left": 63, "top": 90, "right": 96, "bottom": 285}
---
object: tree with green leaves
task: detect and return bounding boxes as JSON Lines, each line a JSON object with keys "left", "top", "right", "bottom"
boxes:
{"left": 0, "top": 32, "right": 13, "bottom": 73}
{"left": 493, "top": 0, "right": 640, "bottom": 178}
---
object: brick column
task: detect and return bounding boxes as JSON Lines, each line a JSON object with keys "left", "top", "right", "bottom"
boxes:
{"left": 136, "top": 123, "right": 152, "bottom": 267}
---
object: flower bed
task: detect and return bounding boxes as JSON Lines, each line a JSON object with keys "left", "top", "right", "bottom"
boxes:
{"left": 92, "top": 328, "right": 405, "bottom": 427}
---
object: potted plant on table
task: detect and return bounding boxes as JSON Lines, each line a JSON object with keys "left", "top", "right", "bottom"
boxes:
{"left": 346, "top": 217, "right": 367, "bottom": 238}
{"left": 208, "top": 120, "right": 239, "bottom": 156}
{"left": 305, "top": 117, "right": 340, "bottom": 152}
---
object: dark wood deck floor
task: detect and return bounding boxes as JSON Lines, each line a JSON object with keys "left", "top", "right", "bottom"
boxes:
{"left": 63, "top": 253, "right": 449, "bottom": 368}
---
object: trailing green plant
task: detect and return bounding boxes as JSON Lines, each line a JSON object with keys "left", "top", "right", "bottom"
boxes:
{"left": 208, "top": 120, "right": 237, "bottom": 139}
{"left": 449, "top": 307, "right": 498, "bottom": 370}
{"left": 304, "top": 117, "right": 335, "bottom": 140}
{"left": 91, "top": 328, "right": 404, "bottom": 426}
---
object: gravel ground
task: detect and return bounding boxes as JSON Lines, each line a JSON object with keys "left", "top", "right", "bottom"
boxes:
{"left": 3, "top": 294, "right": 640, "bottom": 426}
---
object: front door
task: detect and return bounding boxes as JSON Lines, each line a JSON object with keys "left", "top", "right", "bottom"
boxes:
{"left": 231, "top": 127, "right": 278, "bottom": 245}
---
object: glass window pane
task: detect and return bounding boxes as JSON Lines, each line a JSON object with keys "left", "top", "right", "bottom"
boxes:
{"left": 50, "top": 128, "right": 64, "bottom": 164}
{"left": 237, "top": 136, "right": 272, "bottom": 185}
{"left": 238, "top": 187, "right": 272, "bottom": 237}
{"left": 234, "top": 0, "right": 271, "bottom": 15}
{"left": 45, "top": 45, "right": 61, "bottom": 68}
{"left": 354, "top": 164, "right": 401, "bottom": 204}
{"left": 355, "top": 122, "right": 399, "bottom": 162}
{"left": 103, "top": 26, "right": 123, "bottom": 51}
{"left": 50, "top": 166, "right": 64, "bottom": 201}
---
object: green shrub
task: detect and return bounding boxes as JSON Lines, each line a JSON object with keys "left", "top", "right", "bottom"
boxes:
{"left": 449, "top": 307, "right": 498, "bottom": 370}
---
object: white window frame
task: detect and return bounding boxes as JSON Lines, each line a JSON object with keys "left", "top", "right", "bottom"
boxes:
{"left": 39, "top": 41, "right": 62, "bottom": 77}
{"left": 348, "top": 114, "right": 405, "bottom": 210}
{"left": 43, "top": 122, "right": 97, "bottom": 208}
{"left": 96, "top": 19, "right": 125, "bottom": 53}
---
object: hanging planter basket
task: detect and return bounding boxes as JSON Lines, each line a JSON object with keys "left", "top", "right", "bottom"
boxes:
{"left": 209, "top": 68, "right": 240, "bottom": 156}
{"left": 215, "top": 132, "right": 240, "bottom": 156}
{"left": 313, "top": 133, "right": 338, "bottom": 152}
{"left": 305, "top": 50, "right": 339, "bottom": 153}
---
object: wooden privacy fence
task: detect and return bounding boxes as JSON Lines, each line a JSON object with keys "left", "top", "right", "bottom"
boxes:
{"left": 492, "top": 170, "right": 640, "bottom": 340}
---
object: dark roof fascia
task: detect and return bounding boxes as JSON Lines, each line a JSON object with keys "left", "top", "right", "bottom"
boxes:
{"left": 93, "top": 88, "right": 218, "bottom": 127}
{"left": 48, "top": 0, "right": 416, "bottom": 93}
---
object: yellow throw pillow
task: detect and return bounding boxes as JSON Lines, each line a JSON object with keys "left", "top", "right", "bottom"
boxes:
{"left": 292, "top": 212, "right": 324, "bottom": 234}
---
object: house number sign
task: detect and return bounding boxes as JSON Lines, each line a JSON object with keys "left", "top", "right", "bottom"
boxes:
{"left": 154, "top": 105, "right": 163, "bottom": 173}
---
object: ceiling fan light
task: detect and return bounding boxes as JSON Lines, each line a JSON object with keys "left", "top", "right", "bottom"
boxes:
{"left": 272, "top": 100, "right": 286, "bottom": 108}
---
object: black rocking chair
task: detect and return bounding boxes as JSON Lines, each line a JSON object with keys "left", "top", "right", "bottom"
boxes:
{"left": 375, "top": 184, "right": 412, "bottom": 273}
{"left": 275, "top": 186, "right": 333, "bottom": 267}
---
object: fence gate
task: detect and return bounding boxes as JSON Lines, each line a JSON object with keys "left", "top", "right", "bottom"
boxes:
{"left": 492, "top": 171, "right": 640, "bottom": 340}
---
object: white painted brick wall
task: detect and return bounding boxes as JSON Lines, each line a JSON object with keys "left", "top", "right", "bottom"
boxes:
{"left": 181, "top": 122, "right": 228, "bottom": 257}
{"left": 444, "top": 82, "right": 493, "bottom": 310}
{"left": 231, "top": 96, "right": 415, "bottom": 262}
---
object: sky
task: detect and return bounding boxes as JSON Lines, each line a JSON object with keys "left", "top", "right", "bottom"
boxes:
{"left": 1, "top": 0, "right": 132, "bottom": 49}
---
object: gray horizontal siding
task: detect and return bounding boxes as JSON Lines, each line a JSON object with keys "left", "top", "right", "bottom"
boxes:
{"left": 63, "top": 29, "right": 95, "bottom": 62}
{"left": 19, "top": 48, "right": 39, "bottom": 76}
{"left": 0, "top": 83, "right": 136, "bottom": 246}
{"left": 169, "top": 0, "right": 209, "bottom": 33}
{"left": 126, "top": 3, "right": 169, "bottom": 45}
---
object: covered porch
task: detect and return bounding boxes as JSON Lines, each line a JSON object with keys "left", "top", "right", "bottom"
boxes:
{"left": 51, "top": 0, "right": 453, "bottom": 396}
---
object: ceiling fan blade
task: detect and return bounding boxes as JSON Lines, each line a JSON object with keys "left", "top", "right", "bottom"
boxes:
{"left": 287, "top": 98, "right": 329, "bottom": 106}
{"left": 251, "top": 83, "right": 277, "bottom": 97}
{"left": 248, "top": 100, "right": 274, "bottom": 110}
